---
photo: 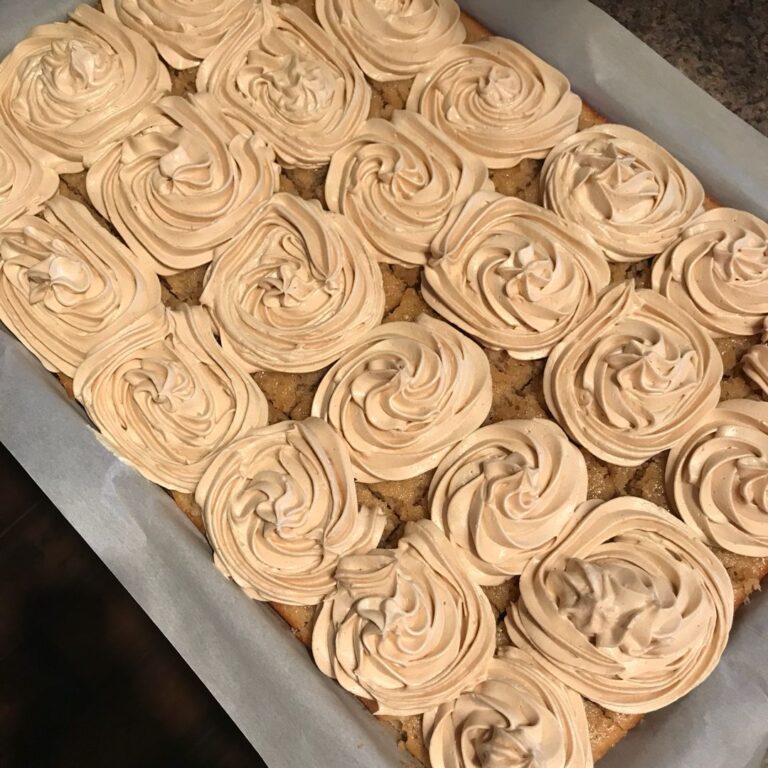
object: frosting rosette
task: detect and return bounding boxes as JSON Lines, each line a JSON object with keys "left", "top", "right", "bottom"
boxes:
{"left": 543, "top": 281, "right": 722, "bottom": 466}
{"left": 325, "top": 111, "right": 492, "bottom": 267}
{"left": 743, "top": 344, "right": 768, "bottom": 396}
{"left": 0, "top": 5, "right": 170, "bottom": 173}
{"left": 312, "top": 519, "right": 496, "bottom": 715}
{"left": 311, "top": 314, "right": 492, "bottom": 482}
{"left": 423, "top": 647, "right": 593, "bottom": 768}
{"left": 200, "top": 193, "right": 385, "bottom": 374}
{"left": 651, "top": 208, "right": 768, "bottom": 337}
{"left": 505, "top": 497, "right": 733, "bottom": 714}
{"left": 541, "top": 124, "right": 705, "bottom": 263}
{"left": 424, "top": 192, "right": 611, "bottom": 360}
{"left": 316, "top": 0, "right": 465, "bottom": 82}
{"left": 86, "top": 93, "right": 280, "bottom": 275}
{"left": 0, "top": 123, "right": 58, "bottom": 229}
{"left": 102, "top": 0, "right": 254, "bottom": 69}
{"left": 73, "top": 305, "right": 268, "bottom": 493}
{"left": 197, "top": 4, "right": 370, "bottom": 169}
{"left": 666, "top": 399, "right": 768, "bottom": 556}
{"left": 405, "top": 38, "right": 581, "bottom": 169}
{"left": 195, "top": 418, "right": 386, "bottom": 605}
{"left": 0, "top": 195, "right": 161, "bottom": 377}
{"left": 429, "top": 419, "right": 588, "bottom": 585}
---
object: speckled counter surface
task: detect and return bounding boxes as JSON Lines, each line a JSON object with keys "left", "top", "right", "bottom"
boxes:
{"left": 592, "top": 0, "right": 767, "bottom": 135}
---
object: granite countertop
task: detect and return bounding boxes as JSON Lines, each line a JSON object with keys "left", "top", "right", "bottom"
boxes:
{"left": 593, "top": 0, "right": 767, "bottom": 136}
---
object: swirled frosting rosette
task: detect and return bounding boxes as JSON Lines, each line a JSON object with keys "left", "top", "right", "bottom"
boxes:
{"left": 505, "top": 497, "right": 733, "bottom": 714}
{"left": 0, "top": 123, "right": 58, "bottom": 229}
{"left": 195, "top": 418, "right": 386, "bottom": 605}
{"left": 311, "top": 314, "right": 492, "bottom": 482}
{"left": 405, "top": 38, "right": 581, "bottom": 169}
{"left": 424, "top": 192, "right": 611, "bottom": 360}
{"left": 0, "top": 196, "right": 161, "bottom": 378}
{"left": 423, "top": 647, "right": 593, "bottom": 768}
{"left": 200, "top": 193, "right": 384, "bottom": 374}
{"left": 666, "top": 399, "right": 768, "bottom": 556}
{"left": 73, "top": 305, "right": 268, "bottom": 493}
{"left": 0, "top": 5, "right": 170, "bottom": 173}
{"left": 541, "top": 124, "right": 705, "bottom": 263}
{"left": 102, "top": 0, "right": 254, "bottom": 69}
{"left": 429, "top": 419, "right": 588, "bottom": 585}
{"left": 86, "top": 93, "right": 280, "bottom": 275}
{"left": 325, "top": 111, "right": 492, "bottom": 267}
{"left": 543, "top": 281, "right": 722, "bottom": 466}
{"left": 312, "top": 519, "right": 496, "bottom": 715}
{"left": 197, "top": 4, "right": 370, "bottom": 169}
{"left": 743, "top": 344, "right": 768, "bottom": 396}
{"left": 651, "top": 208, "right": 768, "bottom": 337}
{"left": 316, "top": 0, "right": 465, "bottom": 82}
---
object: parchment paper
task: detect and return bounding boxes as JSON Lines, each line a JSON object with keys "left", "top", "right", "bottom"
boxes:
{"left": 1, "top": 2, "right": 768, "bottom": 768}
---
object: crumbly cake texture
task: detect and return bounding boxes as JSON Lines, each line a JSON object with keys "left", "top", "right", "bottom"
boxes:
{"left": 45, "top": 2, "right": 768, "bottom": 765}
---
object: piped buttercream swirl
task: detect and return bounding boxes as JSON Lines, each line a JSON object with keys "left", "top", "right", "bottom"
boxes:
{"left": 543, "top": 281, "right": 722, "bottom": 466}
{"left": 200, "top": 193, "right": 385, "bottom": 374}
{"left": 311, "top": 314, "right": 493, "bottom": 482}
{"left": 743, "top": 344, "right": 768, "bottom": 397}
{"left": 73, "top": 305, "right": 268, "bottom": 493}
{"left": 312, "top": 519, "right": 496, "bottom": 716}
{"left": 195, "top": 417, "right": 387, "bottom": 605}
{"left": 424, "top": 192, "right": 611, "bottom": 360}
{"left": 505, "top": 497, "right": 733, "bottom": 714}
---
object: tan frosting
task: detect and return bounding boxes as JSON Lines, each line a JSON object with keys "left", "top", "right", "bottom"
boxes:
{"left": 743, "top": 344, "right": 768, "bottom": 397}
{"left": 424, "top": 191, "right": 611, "bottom": 360}
{"left": 195, "top": 418, "right": 386, "bottom": 605}
{"left": 405, "top": 38, "right": 581, "bottom": 170}
{"left": 311, "top": 314, "right": 492, "bottom": 482}
{"left": 651, "top": 207, "right": 768, "bottom": 337}
{"left": 73, "top": 305, "right": 268, "bottom": 493}
{"left": 200, "top": 193, "right": 385, "bottom": 374}
{"left": 86, "top": 93, "right": 280, "bottom": 276}
{"left": 541, "top": 124, "right": 704, "bottom": 263}
{"left": 197, "top": 4, "right": 370, "bottom": 169}
{"left": 543, "top": 281, "right": 722, "bottom": 466}
{"left": 102, "top": 0, "right": 254, "bottom": 69}
{"left": 325, "top": 110, "right": 492, "bottom": 267}
{"left": 315, "top": 0, "right": 465, "bottom": 82}
{"left": 505, "top": 497, "right": 733, "bottom": 714}
{"left": 0, "top": 5, "right": 170, "bottom": 173}
{"left": 0, "top": 123, "right": 58, "bottom": 229}
{"left": 0, "top": 196, "right": 161, "bottom": 378}
{"left": 312, "top": 519, "right": 496, "bottom": 716}
{"left": 423, "top": 647, "right": 593, "bottom": 768}
{"left": 429, "top": 419, "right": 588, "bottom": 586}
{"left": 667, "top": 399, "right": 768, "bottom": 557}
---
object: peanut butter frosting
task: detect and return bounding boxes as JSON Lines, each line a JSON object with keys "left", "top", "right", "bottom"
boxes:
{"left": 423, "top": 647, "right": 593, "bottom": 768}
{"left": 73, "top": 305, "right": 268, "bottom": 493}
{"left": 423, "top": 192, "right": 611, "bottom": 360}
{"left": 505, "top": 497, "right": 733, "bottom": 714}
{"left": 0, "top": 5, "right": 170, "bottom": 173}
{"left": 405, "top": 38, "right": 581, "bottom": 170}
{"left": 200, "top": 193, "right": 385, "bottom": 374}
{"left": 86, "top": 93, "right": 280, "bottom": 276}
{"left": 743, "top": 344, "right": 768, "bottom": 397}
{"left": 541, "top": 124, "right": 704, "bottom": 263}
{"left": 197, "top": 4, "right": 370, "bottom": 169}
{"left": 429, "top": 419, "right": 588, "bottom": 586}
{"left": 312, "top": 519, "right": 496, "bottom": 716}
{"left": 311, "top": 314, "right": 492, "bottom": 482}
{"left": 0, "top": 123, "right": 58, "bottom": 229}
{"left": 325, "top": 110, "right": 492, "bottom": 267}
{"left": 315, "top": 0, "right": 466, "bottom": 82}
{"left": 195, "top": 418, "right": 386, "bottom": 605}
{"left": 651, "top": 207, "right": 768, "bottom": 337}
{"left": 666, "top": 399, "right": 768, "bottom": 557}
{"left": 102, "top": 0, "right": 253, "bottom": 69}
{"left": 544, "top": 281, "right": 722, "bottom": 466}
{"left": 0, "top": 196, "right": 161, "bottom": 378}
